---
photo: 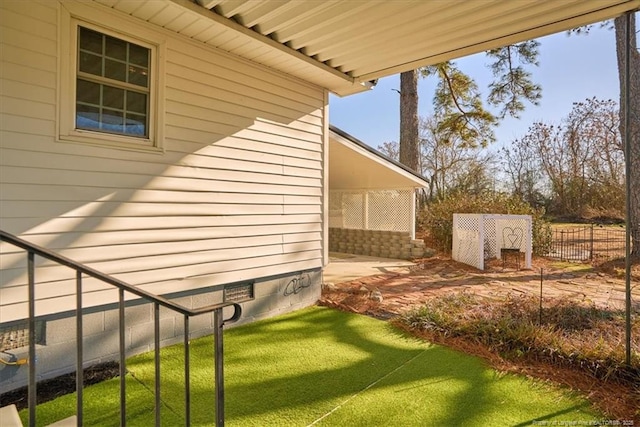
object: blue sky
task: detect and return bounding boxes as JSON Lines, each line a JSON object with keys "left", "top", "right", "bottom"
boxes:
{"left": 329, "top": 24, "right": 622, "bottom": 153}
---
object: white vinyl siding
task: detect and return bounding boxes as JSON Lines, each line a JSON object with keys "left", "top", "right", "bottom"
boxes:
{"left": 0, "top": 0, "right": 326, "bottom": 322}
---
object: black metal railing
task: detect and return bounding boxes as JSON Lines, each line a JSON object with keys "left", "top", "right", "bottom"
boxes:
{"left": 0, "top": 229, "right": 243, "bottom": 427}
{"left": 546, "top": 224, "right": 626, "bottom": 262}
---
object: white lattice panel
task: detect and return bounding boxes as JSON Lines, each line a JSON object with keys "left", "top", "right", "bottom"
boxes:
{"left": 453, "top": 214, "right": 532, "bottom": 270}
{"left": 452, "top": 214, "right": 483, "bottom": 269}
{"left": 329, "top": 189, "right": 414, "bottom": 233}
{"left": 328, "top": 191, "right": 344, "bottom": 228}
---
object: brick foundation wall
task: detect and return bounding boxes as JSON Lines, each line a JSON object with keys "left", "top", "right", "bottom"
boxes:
{"left": 329, "top": 228, "right": 427, "bottom": 259}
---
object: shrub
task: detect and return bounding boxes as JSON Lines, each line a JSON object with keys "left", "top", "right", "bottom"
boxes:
{"left": 418, "top": 192, "right": 552, "bottom": 255}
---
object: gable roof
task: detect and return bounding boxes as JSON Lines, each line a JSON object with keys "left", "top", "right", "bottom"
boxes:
{"left": 110, "top": 0, "right": 639, "bottom": 96}
{"left": 329, "top": 125, "right": 429, "bottom": 190}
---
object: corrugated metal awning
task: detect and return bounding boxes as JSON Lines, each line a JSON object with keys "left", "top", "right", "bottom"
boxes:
{"left": 104, "top": 0, "right": 640, "bottom": 96}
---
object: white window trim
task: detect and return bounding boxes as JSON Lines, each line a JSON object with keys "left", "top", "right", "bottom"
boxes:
{"left": 58, "top": 2, "right": 165, "bottom": 153}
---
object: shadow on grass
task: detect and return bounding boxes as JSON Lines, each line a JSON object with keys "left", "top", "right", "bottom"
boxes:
{"left": 221, "top": 308, "right": 495, "bottom": 426}
{"left": 24, "top": 307, "right": 597, "bottom": 426}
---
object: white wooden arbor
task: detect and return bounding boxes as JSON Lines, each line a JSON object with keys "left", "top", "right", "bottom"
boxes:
{"left": 452, "top": 214, "right": 532, "bottom": 270}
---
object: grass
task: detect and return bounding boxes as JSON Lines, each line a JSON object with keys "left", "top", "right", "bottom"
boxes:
{"left": 399, "top": 292, "right": 640, "bottom": 420}
{"left": 550, "top": 223, "right": 625, "bottom": 230}
{"left": 25, "top": 307, "right": 602, "bottom": 426}
{"left": 548, "top": 261, "right": 594, "bottom": 272}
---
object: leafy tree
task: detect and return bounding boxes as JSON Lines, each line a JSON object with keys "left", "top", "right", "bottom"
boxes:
{"left": 418, "top": 115, "right": 496, "bottom": 200}
{"left": 421, "top": 62, "right": 498, "bottom": 148}
{"left": 569, "top": 12, "right": 638, "bottom": 250}
{"left": 504, "top": 98, "right": 624, "bottom": 220}
{"left": 379, "top": 114, "right": 498, "bottom": 202}
{"left": 614, "top": 13, "right": 640, "bottom": 255}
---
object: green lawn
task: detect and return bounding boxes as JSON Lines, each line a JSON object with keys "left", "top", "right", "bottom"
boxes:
{"left": 26, "top": 307, "right": 601, "bottom": 426}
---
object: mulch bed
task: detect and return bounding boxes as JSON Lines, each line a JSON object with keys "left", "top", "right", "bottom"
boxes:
{"left": 0, "top": 361, "right": 120, "bottom": 411}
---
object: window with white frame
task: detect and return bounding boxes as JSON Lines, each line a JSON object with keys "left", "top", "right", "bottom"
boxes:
{"left": 59, "top": 12, "right": 163, "bottom": 151}
{"left": 76, "top": 26, "right": 150, "bottom": 138}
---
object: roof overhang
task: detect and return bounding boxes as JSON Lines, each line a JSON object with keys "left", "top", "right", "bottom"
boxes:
{"left": 329, "top": 125, "right": 429, "bottom": 191}
{"left": 102, "top": 0, "right": 640, "bottom": 96}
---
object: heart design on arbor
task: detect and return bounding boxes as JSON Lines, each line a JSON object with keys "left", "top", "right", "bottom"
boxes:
{"left": 503, "top": 227, "right": 523, "bottom": 248}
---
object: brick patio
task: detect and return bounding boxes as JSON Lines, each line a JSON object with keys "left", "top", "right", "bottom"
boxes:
{"left": 321, "top": 256, "right": 640, "bottom": 317}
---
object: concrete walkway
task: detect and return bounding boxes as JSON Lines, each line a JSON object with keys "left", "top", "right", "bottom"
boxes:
{"left": 323, "top": 252, "right": 416, "bottom": 284}
{"left": 322, "top": 253, "right": 640, "bottom": 316}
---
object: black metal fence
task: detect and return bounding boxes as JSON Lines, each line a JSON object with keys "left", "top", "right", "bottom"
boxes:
{"left": 546, "top": 224, "right": 626, "bottom": 262}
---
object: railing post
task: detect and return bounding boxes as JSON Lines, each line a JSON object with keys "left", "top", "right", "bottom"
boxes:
{"left": 212, "top": 303, "right": 242, "bottom": 427}
{"left": 154, "top": 303, "right": 161, "bottom": 427}
{"left": 76, "top": 271, "right": 84, "bottom": 426}
{"left": 28, "top": 251, "right": 36, "bottom": 427}
{"left": 184, "top": 316, "right": 191, "bottom": 427}
{"left": 214, "top": 308, "right": 225, "bottom": 427}
{"left": 119, "top": 289, "right": 126, "bottom": 427}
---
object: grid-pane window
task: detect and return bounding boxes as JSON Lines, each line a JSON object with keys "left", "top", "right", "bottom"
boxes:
{"left": 76, "top": 27, "right": 150, "bottom": 138}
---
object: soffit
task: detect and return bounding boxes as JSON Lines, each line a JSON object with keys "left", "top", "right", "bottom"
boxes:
{"left": 329, "top": 126, "right": 428, "bottom": 191}
{"left": 97, "top": 0, "right": 639, "bottom": 96}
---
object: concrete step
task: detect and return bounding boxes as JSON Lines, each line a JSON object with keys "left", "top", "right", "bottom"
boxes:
{"left": 0, "top": 405, "right": 77, "bottom": 427}
{"left": 0, "top": 405, "right": 22, "bottom": 427}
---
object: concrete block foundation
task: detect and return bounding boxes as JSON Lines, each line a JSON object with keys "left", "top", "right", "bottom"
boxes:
{"left": 329, "top": 228, "right": 428, "bottom": 259}
{"left": 0, "top": 268, "right": 321, "bottom": 394}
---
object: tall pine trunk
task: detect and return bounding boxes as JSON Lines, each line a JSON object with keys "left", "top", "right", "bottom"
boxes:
{"left": 399, "top": 70, "right": 419, "bottom": 172}
{"left": 614, "top": 14, "right": 640, "bottom": 256}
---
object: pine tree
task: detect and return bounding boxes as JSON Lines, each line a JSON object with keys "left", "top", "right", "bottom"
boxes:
{"left": 398, "top": 41, "right": 541, "bottom": 173}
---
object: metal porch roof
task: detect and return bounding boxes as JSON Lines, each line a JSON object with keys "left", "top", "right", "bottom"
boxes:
{"left": 329, "top": 125, "right": 429, "bottom": 190}
{"left": 102, "top": 0, "right": 639, "bottom": 96}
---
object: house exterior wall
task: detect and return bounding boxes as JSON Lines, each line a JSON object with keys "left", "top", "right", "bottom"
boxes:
{"left": 0, "top": 0, "right": 325, "bottom": 391}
